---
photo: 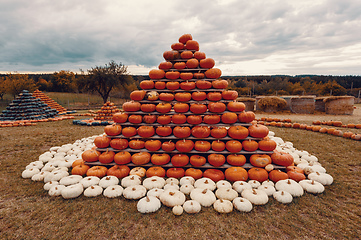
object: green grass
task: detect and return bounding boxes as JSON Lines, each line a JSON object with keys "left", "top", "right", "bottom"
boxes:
{"left": 0, "top": 112, "right": 360, "bottom": 239}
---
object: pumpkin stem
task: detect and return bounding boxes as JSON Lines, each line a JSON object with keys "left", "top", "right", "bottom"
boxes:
{"left": 316, "top": 172, "right": 320, "bottom": 176}
{"left": 311, "top": 180, "right": 315, "bottom": 185}
{"left": 252, "top": 189, "right": 257, "bottom": 195}
{"left": 169, "top": 192, "right": 175, "bottom": 196}
{"left": 281, "top": 191, "right": 285, "bottom": 195}
{"left": 287, "top": 180, "right": 291, "bottom": 184}
{"left": 202, "top": 189, "right": 208, "bottom": 194}
{"left": 146, "top": 196, "right": 150, "bottom": 202}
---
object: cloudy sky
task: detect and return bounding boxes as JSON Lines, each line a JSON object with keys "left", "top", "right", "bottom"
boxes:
{"left": 1, "top": 0, "right": 360, "bottom": 76}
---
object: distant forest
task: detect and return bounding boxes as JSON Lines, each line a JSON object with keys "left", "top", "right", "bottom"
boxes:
{"left": 1, "top": 73, "right": 360, "bottom": 98}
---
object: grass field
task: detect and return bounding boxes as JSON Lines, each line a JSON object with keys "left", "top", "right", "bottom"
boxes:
{"left": 0, "top": 106, "right": 360, "bottom": 239}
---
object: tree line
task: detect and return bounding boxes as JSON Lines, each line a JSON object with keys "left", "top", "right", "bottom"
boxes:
{"left": 1, "top": 62, "right": 360, "bottom": 103}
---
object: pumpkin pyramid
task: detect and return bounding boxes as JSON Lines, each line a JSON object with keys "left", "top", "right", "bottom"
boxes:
{"left": 0, "top": 90, "right": 58, "bottom": 121}
{"left": 32, "top": 90, "right": 67, "bottom": 113}
{"left": 81, "top": 34, "right": 293, "bottom": 182}
{"left": 94, "top": 101, "right": 120, "bottom": 121}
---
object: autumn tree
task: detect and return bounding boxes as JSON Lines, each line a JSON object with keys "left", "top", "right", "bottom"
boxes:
{"left": 80, "top": 61, "right": 133, "bottom": 103}
{"left": 51, "top": 70, "right": 76, "bottom": 92}
{"left": 0, "top": 77, "right": 6, "bottom": 100}
{"left": 5, "top": 73, "right": 36, "bottom": 98}
{"left": 320, "top": 80, "right": 347, "bottom": 96}
{"left": 37, "top": 77, "right": 51, "bottom": 91}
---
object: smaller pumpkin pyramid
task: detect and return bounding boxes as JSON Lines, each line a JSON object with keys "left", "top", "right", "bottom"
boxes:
{"left": 94, "top": 101, "right": 120, "bottom": 121}
{"left": 72, "top": 101, "right": 120, "bottom": 126}
{"left": 32, "top": 90, "right": 67, "bottom": 113}
{"left": 0, "top": 90, "right": 58, "bottom": 121}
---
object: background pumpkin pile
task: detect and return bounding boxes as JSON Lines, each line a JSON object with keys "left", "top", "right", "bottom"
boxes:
{"left": 0, "top": 90, "right": 59, "bottom": 124}
{"left": 32, "top": 89, "right": 68, "bottom": 114}
{"left": 73, "top": 101, "right": 120, "bottom": 126}
{"left": 21, "top": 34, "right": 333, "bottom": 214}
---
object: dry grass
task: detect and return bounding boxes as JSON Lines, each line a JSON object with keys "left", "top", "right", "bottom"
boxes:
{"left": 0, "top": 109, "right": 361, "bottom": 239}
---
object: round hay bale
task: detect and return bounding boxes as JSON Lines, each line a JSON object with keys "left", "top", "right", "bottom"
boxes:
{"left": 236, "top": 97, "right": 256, "bottom": 111}
{"left": 324, "top": 96, "right": 354, "bottom": 115}
{"left": 257, "top": 96, "right": 287, "bottom": 113}
{"left": 290, "top": 96, "right": 315, "bottom": 114}
{"left": 315, "top": 97, "right": 326, "bottom": 112}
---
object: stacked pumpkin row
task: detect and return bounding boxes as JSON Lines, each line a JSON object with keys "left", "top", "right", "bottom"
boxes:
{"left": 257, "top": 119, "right": 361, "bottom": 141}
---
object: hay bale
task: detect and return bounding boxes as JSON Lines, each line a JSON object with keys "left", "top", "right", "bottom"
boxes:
{"left": 290, "top": 96, "right": 315, "bottom": 114}
{"left": 279, "top": 96, "right": 293, "bottom": 110}
{"left": 255, "top": 96, "right": 266, "bottom": 110}
{"left": 257, "top": 96, "right": 287, "bottom": 112}
{"left": 237, "top": 97, "right": 256, "bottom": 111}
{"left": 315, "top": 97, "right": 326, "bottom": 112}
{"left": 324, "top": 96, "right": 354, "bottom": 115}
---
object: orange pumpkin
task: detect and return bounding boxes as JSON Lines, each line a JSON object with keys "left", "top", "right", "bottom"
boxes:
{"left": 86, "top": 166, "right": 108, "bottom": 178}
{"left": 226, "top": 154, "right": 246, "bottom": 166}
{"left": 248, "top": 168, "right": 268, "bottom": 182}
{"left": 225, "top": 167, "right": 248, "bottom": 182}
{"left": 146, "top": 166, "right": 166, "bottom": 177}
{"left": 189, "top": 155, "right": 206, "bottom": 167}
{"left": 185, "top": 168, "right": 203, "bottom": 179}
{"left": 249, "top": 154, "right": 272, "bottom": 167}
{"left": 71, "top": 164, "right": 90, "bottom": 176}
{"left": 166, "top": 168, "right": 185, "bottom": 178}
{"left": 131, "top": 152, "right": 151, "bottom": 165}
{"left": 268, "top": 169, "right": 288, "bottom": 182}
{"left": 107, "top": 165, "right": 130, "bottom": 179}
{"left": 203, "top": 169, "right": 225, "bottom": 182}
{"left": 114, "top": 151, "right": 131, "bottom": 165}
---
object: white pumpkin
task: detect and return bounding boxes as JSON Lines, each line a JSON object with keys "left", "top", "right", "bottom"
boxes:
{"left": 121, "top": 175, "right": 142, "bottom": 188}
{"left": 241, "top": 189, "right": 268, "bottom": 205}
{"left": 59, "top": 175, "right": 83, "bottom": 186}
{"left": 80, "top": 176, "right": 100, "bottom": 188}
{"left": 215, "top": 188, "right": 238, "bottom": 201}
{"left": 179, "top": 176, "right": 195, "bottom": 186}
{"left": 163, "top": 182, "right": 180, "bottom": 191}
{"left": 48, "top": 185, "right": 66, "bottom": 197}
{"left": 61, "top": 183, "right": 84, "bottom": 199}
{"left": 273, "top": 190, "right": 293, "bottom": 204}
{"left": 137, "top": 196, "right": 161, "bottom": 213}
{"left": 248, "top": 180, "right": 261, "bottom": 189}
{"left": 233, "top": 181, "right": 252, "bottom": 194}
{"left": 44, "top": 181, "right": 59, "bottom": 191}
{"left": 99, "top": 176, "right": 119, "bottom": 188}
{"left": 190, "top": 188, "right": 216, "bottom": 207}
{"left": 123, "top": 185, "right": 147, "bottom": 200}
{"left": 180, "top": 184, "right": 194, "bottom": 195}
{"left": 216, "top": 180, "right": 232, "bottom": 189}
{"left": 31, "top": 171, "right": 50, "bottom": 182}
{"left": 84, "top": 185, "right": 103, "bottom": 197}
{"left": 172, "top": 205, "right": 183, "bottom": 215}
{"left": 147, "top": 188, "right": 164, "bottom": 198}
{"left": 194, "top": 178, "right": 216, "bottom": 191}
{"left": 213, "top": 199, "right": 233, "bottom": 213}
{"left": 103, "top": 185, "right": 124, "bottom": 198}
{"left": 299, "top": 180, "right": 325, "bottom": 194}
{"left": 257, "top": 185, "right": 276, "bottom": 196}
{"left": 165, "top": 177, "right": 179, "bottom": 185}
{"left": 22, "top": 168, "right": 40, "bottom": 179}
{"left": 159, "top": 189, "right": 186, "bottom": 207}
{"left": 183, "top": 200, "right": 201, "bottom": 214}
{"left": 307, "top": 172, "right": 333, "bottom": 185}
{"left": 142, "top": 176, "right": 166, "bottom": 190}
{"left": 275, "top": 179, "right": 304, "bottom": 197}
{"left": 232, "top": 197, "right": 253, "bottom": 212}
